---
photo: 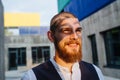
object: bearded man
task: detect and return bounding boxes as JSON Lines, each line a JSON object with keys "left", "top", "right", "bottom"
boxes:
{"left": 21, "top": 12, "right": 104, "bottom": 80}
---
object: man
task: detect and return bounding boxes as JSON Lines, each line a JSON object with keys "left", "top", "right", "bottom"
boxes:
{"left": 21, "top": 12, "right": 104, "bottom": 80}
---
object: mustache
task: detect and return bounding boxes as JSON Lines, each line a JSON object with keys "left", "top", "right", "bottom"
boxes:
{"left": 65, "top": 40, "right": 80, "bottom": 45}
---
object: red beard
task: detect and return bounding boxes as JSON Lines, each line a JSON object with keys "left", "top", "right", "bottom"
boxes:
{"left": 55, "top": 38, "right": 82, "bottom": 63}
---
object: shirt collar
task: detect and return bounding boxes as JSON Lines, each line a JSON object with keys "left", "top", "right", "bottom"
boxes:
{"left": 50, "top": 58, "right": 80, "bottom": 73}
{"left": 50, "top": 58, "right": 81, "bottom": 80}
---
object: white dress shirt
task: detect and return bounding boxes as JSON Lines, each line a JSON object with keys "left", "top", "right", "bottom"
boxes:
{"left": 50, "top": 58, "right": 81, "bottom": 80}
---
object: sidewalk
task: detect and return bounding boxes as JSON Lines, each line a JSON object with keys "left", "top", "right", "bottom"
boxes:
{"left": 5, "top": 70, "right": 25, "bottom": 80}
{"left": 104, "top": 76, "right": 120, "bottom": 80}
{"left": 5, "top": 70, "right": 120, "bottom": 80}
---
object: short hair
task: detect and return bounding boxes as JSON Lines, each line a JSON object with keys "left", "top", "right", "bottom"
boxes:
{"left": 50, "top": 12, "right": 77, "bottom": 33}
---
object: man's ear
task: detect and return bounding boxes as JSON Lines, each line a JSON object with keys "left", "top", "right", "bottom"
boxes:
{"left": 47, "top": 31, "right": 54, "bottom": 42}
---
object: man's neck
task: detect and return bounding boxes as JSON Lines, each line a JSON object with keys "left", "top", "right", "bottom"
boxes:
{"left": 54, "top": 55, "right": 74, "bottom": 73}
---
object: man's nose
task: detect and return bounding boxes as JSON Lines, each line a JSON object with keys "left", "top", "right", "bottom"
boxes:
{"left": 70, "top": 32, "right": 79, "bottom": 40}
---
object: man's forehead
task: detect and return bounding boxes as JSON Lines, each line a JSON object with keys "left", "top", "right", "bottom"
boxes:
{"left": 60, "top": 18, "right": 80, "bottom": 26}
{"left": 62, "top": 18, "right": 79, "bottom": 22}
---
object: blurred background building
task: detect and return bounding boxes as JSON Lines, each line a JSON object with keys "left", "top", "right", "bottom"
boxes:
{"left": 4, "top": 7, "right": 56, "bottom": 72}
{"left": 58, "top": 0, "right": 120, "bottom": 79}
{"left": 2, "top": 0, "right": 57, "bottom": 80}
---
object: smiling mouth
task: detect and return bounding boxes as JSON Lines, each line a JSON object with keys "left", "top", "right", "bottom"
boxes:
{"left": 67, "top": 43, "right": 79, "bottom": 47}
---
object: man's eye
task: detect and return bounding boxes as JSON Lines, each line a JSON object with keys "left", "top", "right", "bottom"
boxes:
{"left": 63, "top": 30, "right": 71, "bottom": 34}
{"left": 76, "top": 29, "right": 82, "bottom": 34}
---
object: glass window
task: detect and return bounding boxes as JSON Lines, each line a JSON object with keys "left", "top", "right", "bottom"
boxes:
{"left": 88, "top": 34, "right": 99, "bottom": 66}
{"left": 103, "top": 27, "right": 120, "bottom": 68}
{"left": 32, "top": 46, "right": 50, "bottom": 64}
{"left": 18, "top": 48, "right": 26, "bottom": 66}
{"left": 32, "top": 47, "right": 42, "bottom": 63}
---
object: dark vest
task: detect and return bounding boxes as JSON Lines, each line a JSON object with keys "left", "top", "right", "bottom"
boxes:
{"left": 32, "top": 60, "right": 99, "bottom": 80}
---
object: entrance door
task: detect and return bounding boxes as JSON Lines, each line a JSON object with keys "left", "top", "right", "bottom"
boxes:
{"left": 9, "top": 49, "right": 17, "bottom": 70}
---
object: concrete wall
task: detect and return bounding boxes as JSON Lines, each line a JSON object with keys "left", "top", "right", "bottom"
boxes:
{"left": 5, "top": 35, "right": 55, "bottom": 71}
{"left": 81, "top": 0, "right": 120, "bottom": 78}
{"left": 0, "top": 0, "right": 4, "bottom": 80}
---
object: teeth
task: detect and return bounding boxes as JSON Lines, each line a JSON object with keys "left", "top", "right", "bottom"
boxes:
{"left": 69, "top": 44, "right": 77, "bottom": 46}
{"left": 70, "top": 44, "right": 75, "bottom": 45}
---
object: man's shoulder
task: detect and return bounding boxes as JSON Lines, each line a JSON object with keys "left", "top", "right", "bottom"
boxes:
{"left": 21, "top": 69, "right": 36, "bottom": 80}
{"left": 31, "top": 60, "right": 62, "bottom": 80}
{"left": 32, "top": 60, "right": 52, "bottom": 70}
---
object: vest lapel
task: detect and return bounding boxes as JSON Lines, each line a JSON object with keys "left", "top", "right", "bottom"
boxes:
{"left": 79, "top": 61, "right": 99, "bottom": 80}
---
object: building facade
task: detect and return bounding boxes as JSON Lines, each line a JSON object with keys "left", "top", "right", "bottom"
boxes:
{"left": 4, "top": 26, "right": 55, "bottom": 71}
{"left": 5, "top": 34, "right": 55, "bottom": 71}
{"left": 0, "top": 0, "right": 4, "bottom": 80}
{"left": 58, "top": 0, "right": 120, "bottom": 79}
{"left": 81, "top": 1, "right": 120, "bottom": 78}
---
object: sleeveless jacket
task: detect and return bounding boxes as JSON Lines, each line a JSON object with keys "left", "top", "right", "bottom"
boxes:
{"left": 32, "top": 60, "right": 99, "bottom": 80}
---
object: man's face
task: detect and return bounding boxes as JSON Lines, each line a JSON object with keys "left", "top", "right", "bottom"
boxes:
{"left": 53, "top": 18, "right": 82, "bottom": 63}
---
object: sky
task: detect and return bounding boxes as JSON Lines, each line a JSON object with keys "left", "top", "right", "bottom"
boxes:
{"left": 1, "top": 0, "right": 58, "bottom": 26}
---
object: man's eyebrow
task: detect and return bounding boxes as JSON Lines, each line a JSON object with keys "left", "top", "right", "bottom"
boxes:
{"left": 77, "top": 27, "right": 82, "bottom": 30}
{"left": 58, "top": 26, "right": 71, "bottom": 31}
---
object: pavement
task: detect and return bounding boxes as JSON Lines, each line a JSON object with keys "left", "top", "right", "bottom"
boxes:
{"left": 104, "top": 76, "right": 120, "bottom": 80}
{"left": 5, "top": 70, "right": 120, "bottom": 80}
{"left": 5, "top": 70, "right": 25, "bottom": 80}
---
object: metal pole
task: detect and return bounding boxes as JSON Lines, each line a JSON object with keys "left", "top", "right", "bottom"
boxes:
{"left": 0, "top": 0, "right": 5, "bottom": 80}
